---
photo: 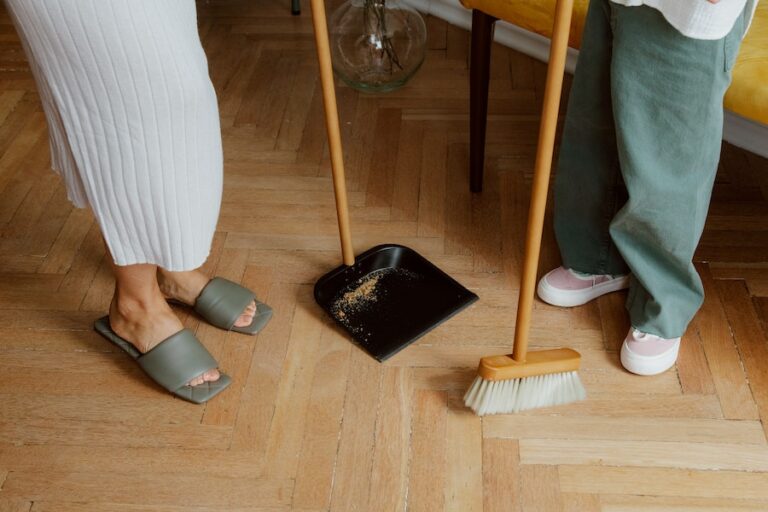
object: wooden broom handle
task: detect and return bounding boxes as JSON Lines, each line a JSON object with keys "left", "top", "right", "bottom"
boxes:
{"left": 512, "top": 0, "right": 574, "bottom": 362}
{"left": 310, "top": 0, "right": 355, "bottom": 266}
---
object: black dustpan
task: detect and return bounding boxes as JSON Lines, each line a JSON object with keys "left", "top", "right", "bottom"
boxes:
{"left": 315, "top": 245, "right": 478, "bottom": 361}
{"left": 309, "top": 0, "right": 477, "bottom": 361}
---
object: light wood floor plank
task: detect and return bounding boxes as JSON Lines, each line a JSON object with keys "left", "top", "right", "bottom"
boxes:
{"left": 520, "top": 438, "right": 768, "bottom": 471}
{"left": 676, "top": 330, "right": 717, "bottom": 395}
{"left": 444, "top": 406, "right": 483, "bottom": 512}
{"left": 521, "top": 465, "right": 563, "bottom": 512}
{"left": 31, "top": 504, "right": 284, "bottom": 512}
{"left": 1, "top": 471, "right": 292, "bottom": 508}
{"left": 0, "top": 417, "right": 231, "bottom": 450}
{"left": 0, "top": 445, "right": 260, "bottom": 477}
{"left": 558, "top": 465, "right": 768, "bottom": 500}
{"left": 716, "top": 279, "right": 768, "bottom": 439}
{"left": 483, "top": 415, "right": 766, "bottom": 444}
{"left": 229, "top": 283, "right": 298, "bottom": 454}
{"left": 693, "top": 265, "right": 760, "bottom": 419}
{"left": 263, "top": 305, "right": 327, "bottom": 478}
{"left": 482, "top": 438, "right": 522, "bottom": 512}
{"left": 329, "top": 350, "right": 381, "bottom": 512}
{"left": 407, "top": 390, "right": 448, "bottom": 512}
{"left": 561, "top": 493, "right": 601, "bottom": 512}
{"left": 366, "top": 366, "right": 413, "bottom": 512}
{"left": 598, "top": 494, "right": 768, "bottom": 511}
{"left": 292, "top": 329, "right": 351, "bottom": 509}
{"left": 0, "top": 498, "right": 31, "bottom": 512}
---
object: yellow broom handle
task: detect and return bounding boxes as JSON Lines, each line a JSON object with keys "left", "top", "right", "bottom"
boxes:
{"left": 512, "top": 0, "right": 574, "bottom": 362}
{"left": 310, "top": 0, "right": 355, "bottom": 266}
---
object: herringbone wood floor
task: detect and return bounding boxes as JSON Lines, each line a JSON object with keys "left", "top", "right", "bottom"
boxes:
{"left": 1, "top": 1, "right": 768, "bottom": 510}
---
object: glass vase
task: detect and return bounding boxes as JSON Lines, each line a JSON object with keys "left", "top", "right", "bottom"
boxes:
{"left": 329, "top": 0, "right": 427, "bottom": 93}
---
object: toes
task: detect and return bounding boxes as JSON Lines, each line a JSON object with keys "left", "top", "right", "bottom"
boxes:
{"left": 233, "top": 301, "right": 258, "bottom": 328}
{"left": 204, "top": 369, "right": 220, "bottom": 382}
{"left": 187, "top": 369, "right": 220, "bottom": 387}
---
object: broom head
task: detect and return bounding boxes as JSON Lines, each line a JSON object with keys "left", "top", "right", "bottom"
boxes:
{"left": 464, "top": 348, "right": 586, "bottom": 415}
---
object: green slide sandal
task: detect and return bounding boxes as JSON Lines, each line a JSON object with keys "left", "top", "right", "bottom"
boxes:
{"left": 193, "top": 277, "right": 273, "bottom": 335}
{"left": 94, "top": 316, "right": 231, "bottom": 404}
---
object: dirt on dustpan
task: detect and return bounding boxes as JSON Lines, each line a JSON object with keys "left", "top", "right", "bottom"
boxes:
{"left": 331, "top": 270, "right": 386, "bottom": 324}
{"left": 329, "top": 267, "right": 419, "bottom": 338}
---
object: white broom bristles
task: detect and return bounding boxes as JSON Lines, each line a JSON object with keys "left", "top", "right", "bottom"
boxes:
{"left": 463, "top": 371, "right": 586, "bottom": 416}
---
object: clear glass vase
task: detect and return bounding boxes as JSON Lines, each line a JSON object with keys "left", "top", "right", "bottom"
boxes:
{"left": 329, "top": 0, "right": 427, "bottom": 93}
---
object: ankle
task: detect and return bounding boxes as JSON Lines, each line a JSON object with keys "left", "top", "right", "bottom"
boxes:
{"left": 156, "top": 269, "right": 181, "bottom": 299}
{"left": 156, "top": 268, "right": 209, "bottom": 305}
{"left": 109, "top": 293, "right": 182, "bottom": 352}
{"left": 111, "top": 291, "right": 165, "bottom": 321}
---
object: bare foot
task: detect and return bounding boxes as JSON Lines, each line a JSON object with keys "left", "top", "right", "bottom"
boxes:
{"left": 157, "top": 269, "right": 257, "bottom": 328}
{"left": 109, "top": 294, "right": 220, "bottom": 387}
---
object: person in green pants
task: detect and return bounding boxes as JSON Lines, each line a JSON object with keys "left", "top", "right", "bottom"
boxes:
{"left": 535, "top": 0, "right": 758, "bottom": 375}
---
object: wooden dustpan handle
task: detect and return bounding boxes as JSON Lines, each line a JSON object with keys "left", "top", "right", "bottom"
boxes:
{"left": 310, "top": 0, "right": 355, "bottom": 266}
{"left": 512, "top": 0, "right": 575, "bottom": 362}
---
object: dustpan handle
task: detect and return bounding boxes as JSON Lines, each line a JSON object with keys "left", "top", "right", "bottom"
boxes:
{"left": 310, "top": 0, "right": 355, "bottom": 266}
{"left": 512, "top": 0, "right": 574, "bottom": 362}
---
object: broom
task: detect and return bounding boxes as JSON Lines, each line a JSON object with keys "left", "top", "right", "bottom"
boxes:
{"left": 464, "top": 0, "right": 586, "bottom": 415}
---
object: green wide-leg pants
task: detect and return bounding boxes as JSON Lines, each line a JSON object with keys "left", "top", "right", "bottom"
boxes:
{"left": 553, "top": 0, "right": 752, "bottom": 338}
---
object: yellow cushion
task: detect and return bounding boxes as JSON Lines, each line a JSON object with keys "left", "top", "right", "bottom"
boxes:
{"left": 724, "top": 2, "right": 768, "bottom": 125}
{"left": 459, "top": 0, "right": 591, "bottom": 48}
{"left": 460, "top": 0, "right": 768, "bottom": 125}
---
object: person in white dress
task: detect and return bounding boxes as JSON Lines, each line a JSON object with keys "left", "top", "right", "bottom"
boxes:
{"left": 5, "top": 0, "right": 272, "bottom": 402}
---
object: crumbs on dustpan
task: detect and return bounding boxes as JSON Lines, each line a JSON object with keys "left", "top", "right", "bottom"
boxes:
{"left": 331, "top": 270, "right": 385, "bottom": 323}
{"left": 330, "top": 267, "right": 420, "bottom": 343}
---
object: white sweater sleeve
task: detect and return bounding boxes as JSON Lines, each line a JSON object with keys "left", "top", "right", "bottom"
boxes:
{"left": 610, "top": 0, "right": 756, "bottom": 40}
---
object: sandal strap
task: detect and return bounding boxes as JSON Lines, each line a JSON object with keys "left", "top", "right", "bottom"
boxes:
{"left": 138, "top": 329, "right": 218, "bottom": 391}
{"left": 194, "top": 277, "right": 256, "bottom": 330}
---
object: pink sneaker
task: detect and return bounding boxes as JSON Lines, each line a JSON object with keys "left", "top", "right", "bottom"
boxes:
{"left": 620, "top": 328, "right": 681, "bottom": 376}
{"left": 536, "top": 267, "right": 630, "bottom": 307}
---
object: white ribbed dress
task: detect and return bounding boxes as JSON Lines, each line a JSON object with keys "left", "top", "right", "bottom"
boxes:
{"left": 5, "top": 0, "right": 223, "bottom": 271}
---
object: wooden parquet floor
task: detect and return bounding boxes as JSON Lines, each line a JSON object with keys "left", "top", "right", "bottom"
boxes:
{"left": 1, "top": 1, "right": 768, "bottom": 510}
